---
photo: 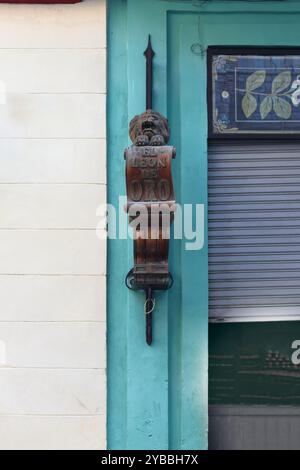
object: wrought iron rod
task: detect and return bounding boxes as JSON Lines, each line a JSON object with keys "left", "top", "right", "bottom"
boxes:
{"left": 144, "top": 35, "right": 155, "bottom": 110}
{"left": 145, "top": 287, "right": 153, "bottom": 346}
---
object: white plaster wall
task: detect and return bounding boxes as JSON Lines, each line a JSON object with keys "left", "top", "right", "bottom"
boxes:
{"left": 0, "top": 0, "right": 106, "bottom": 450}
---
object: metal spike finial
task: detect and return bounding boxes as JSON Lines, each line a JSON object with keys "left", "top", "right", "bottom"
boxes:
{"left": 144, "top": 35, "right": 155, "bottom": 110}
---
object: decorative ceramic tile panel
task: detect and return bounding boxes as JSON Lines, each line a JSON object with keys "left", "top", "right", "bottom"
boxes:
{"left": 208, "top": 47, "right": 300, "bottom": 138}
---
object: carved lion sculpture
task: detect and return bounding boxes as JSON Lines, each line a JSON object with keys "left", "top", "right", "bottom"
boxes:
{"left": 129, "top": 109, "right": 170, "bottom": 146}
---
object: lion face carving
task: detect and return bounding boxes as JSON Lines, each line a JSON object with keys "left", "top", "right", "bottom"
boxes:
{"left": 129, "top": 109, "right": 170, "bottom": 146}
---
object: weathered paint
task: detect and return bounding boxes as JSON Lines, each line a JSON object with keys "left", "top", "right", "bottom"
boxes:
{"left": 108, "top": 0, "right": 300, "bottom": 450}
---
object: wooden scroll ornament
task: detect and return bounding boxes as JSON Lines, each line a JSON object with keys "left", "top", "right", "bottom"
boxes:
{"left": 124, "top": 110, "right": 176, "bottom": 345}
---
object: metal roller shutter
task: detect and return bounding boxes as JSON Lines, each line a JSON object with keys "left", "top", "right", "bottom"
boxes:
{"left": 209, "top": 142, "right": 300, "bottom": 322}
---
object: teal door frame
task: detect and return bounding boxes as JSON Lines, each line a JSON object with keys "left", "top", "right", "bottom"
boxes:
{"left": 108, "top": 0, "right": 300, "bottom": 450}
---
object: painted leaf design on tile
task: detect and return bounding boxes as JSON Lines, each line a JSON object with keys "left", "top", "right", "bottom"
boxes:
{"left": 246, "top": 70, "right": 266, "bottom": 92}
{"left": 242, "top": 93, "right": 257, "bottom": 118}
{"left": 272, "top": 71, "right": 291, "bottom": 94}
{"left": 260, "top": 96, "right": 273, "bottom": 119}
{"left": 273, "top": 96, "right": 292, "bottom": 119}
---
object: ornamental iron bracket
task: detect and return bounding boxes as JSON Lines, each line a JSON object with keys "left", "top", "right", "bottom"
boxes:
{"left": 124, "top": 36, "right": 176, "bottom": 345}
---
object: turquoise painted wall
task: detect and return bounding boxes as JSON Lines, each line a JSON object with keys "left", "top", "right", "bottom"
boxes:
{"left": 108, "top": 0, "right": 300, "bottom": 450}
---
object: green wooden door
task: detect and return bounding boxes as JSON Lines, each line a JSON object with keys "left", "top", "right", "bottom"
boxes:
{"left": 108, "top": 0, "right": 300, "bottom": 450}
